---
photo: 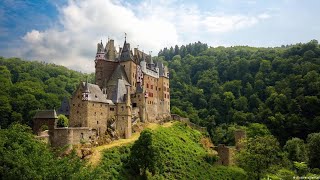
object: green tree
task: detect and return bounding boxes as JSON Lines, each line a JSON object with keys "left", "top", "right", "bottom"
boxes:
{"left": 0, "top": 66, "right": 12, "bottom": 95}
{"left": 307, "top": 133, "right": 320, "bottom": 168}
{"left": 0, "top": 124, "right": 83, "bottom": 179}
{"left": 236, "top": 135, "right": 282, "bottom": 179}
{"left": 57, "top": 114, "right": 69, "bottom": 127}
{"left": 284, "top": 138, "right": 308, "bottom": 163}
{"left": 293, "top": 162, "right": 309, "bottom": 176}
{"left": 129, "top": 129, "right": 162, "bottom": 176}
{"left": 246, "top": 123, "right": 271, "bottom": 138}
{"left": 234, "top": 96, "right": 248, "bottom": 111}
{"left": 0, "top": 96, "right": 12, "bottom": 128}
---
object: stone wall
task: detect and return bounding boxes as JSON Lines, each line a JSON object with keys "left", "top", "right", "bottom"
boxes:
{"left": 69, "top": 89, "right": 89, "bottom": 127}
{"left": 86, "top": 101, "right": 109, "bottom": 136}
{"left": 69, "top": 88, "right": 113, "bottom": 137}
{"left": 216, "top": 144, "right": 235, "bottom": 166}
{"left": 50, "top": 127, "right": 92, "bottom": 148}
{"left": 157, "top": 76, "right": 170, "bottom": 118}
{"left": 215, "top": 129, "right": 247, "bottom": 166}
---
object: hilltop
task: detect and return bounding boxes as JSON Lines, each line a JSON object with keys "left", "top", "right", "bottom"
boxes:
{"left": 78, "top": 122, "right": 247, "bottom": 179}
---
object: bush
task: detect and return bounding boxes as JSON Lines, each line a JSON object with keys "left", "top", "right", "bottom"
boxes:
{"left": 204, "top": 153, "right": 219, "bottom": 164}
{"left": 57, "top": 114, "right": 69, "bottom": 127}
{"left": 284, "top": 137, "right": 308, "bottom": 163}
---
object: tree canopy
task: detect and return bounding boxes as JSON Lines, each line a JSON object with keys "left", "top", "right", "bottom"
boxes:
{"left": 0, "top": 57, "right": 93, "bottom": 128}
{"left": 158, "top": 40, "right": 320, "bottom": 144}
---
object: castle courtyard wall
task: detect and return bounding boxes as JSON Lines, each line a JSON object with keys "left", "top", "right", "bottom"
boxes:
{"left": 50, "top": 127, "right": 92, "bottom": 147}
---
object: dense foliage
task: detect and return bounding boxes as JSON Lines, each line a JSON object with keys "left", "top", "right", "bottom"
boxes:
{"left": 159, "top": 40, "right": 320, "bottom": 144}
{"left": 57, "top": 114, "right": 69, "bottom": 127}
{"left": 158, "top": 41, "right": 208, "bottom": 61}
{"left": 0, "top": 57, "right": 93, "bottom": 128}
{"left": 78, "top": 123, "right": 247, "bottom": 179}
{"left": 236, "top": 135, "right": 284, "bottom": 179}
{"left": 307, "top": 133, "right": 320, "bottom": 168}
{"left": 0, "top": 124, "right": 84, "bottom": 179}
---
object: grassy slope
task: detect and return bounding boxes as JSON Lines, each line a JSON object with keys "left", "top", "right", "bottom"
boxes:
{"left": 81, "top": 123, "right": 247, "bottom": 179}
{"left": 88, "top": 122, "right": 175, "bottom": 166}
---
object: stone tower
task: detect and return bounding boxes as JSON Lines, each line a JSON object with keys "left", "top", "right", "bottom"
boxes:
{"left": 235, "top": 129, "right": 246, "bottom": 150}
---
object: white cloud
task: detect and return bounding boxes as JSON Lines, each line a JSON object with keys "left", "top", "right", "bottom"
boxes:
{"left": 202, "top": 15, "right": 258, "bottom": 33}
{"left": 258, "top": 13, "right": 271, "bottom": 19}
{"left": 16, "top": 0, "right": 270, "bottom": 72}
{"left": 22, "top": 30, "right": 44, "bottom": 44}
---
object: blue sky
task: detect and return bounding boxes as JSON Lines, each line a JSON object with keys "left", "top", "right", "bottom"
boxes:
{"left": 0, "top": 0, "right": 319, "bottom": 72}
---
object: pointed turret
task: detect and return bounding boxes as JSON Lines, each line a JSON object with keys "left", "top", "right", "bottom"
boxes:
{"left": 119, "top": 33, "right": 133, "bottom": 61}
{"left": 82, "top": 78, "right": 90, "bottom": 101}
{"left": 84, "top": 77, "right": 90, "bottom": 93}
{"left": 95, "top": 40, "right": 105, "bottom": 61}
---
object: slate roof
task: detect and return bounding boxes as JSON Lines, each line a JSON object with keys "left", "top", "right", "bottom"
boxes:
{"left": 34, "top": 110, "right": 58, "bottom": 119}
{"left": 111, "top": 79, "right": 128, "bottom": 103}
{"left": 106, "top": 65, "right": 130, "bottom": 86}
{"left": 119, "top": 41, "right": 134, "bottom": 61}
{"left": 57, "top": 97, "right": 70, "bottom": 116}
{"left": 81, "top": 82, "right": 114, "bottom": 105}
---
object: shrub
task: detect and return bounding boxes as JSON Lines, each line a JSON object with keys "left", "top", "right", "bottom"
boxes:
{"left": 57, "top": 114, "right": 69, "bottom": 127}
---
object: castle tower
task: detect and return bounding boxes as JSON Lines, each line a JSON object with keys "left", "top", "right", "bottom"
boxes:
{"left": 95, "top": 39, "right": 118, "bottom": 89}
{"left": 115, "top": 84, "right": 132, "bottom": 139}
{"left": 119, "top": 35, "right": 138, "bottom": 94}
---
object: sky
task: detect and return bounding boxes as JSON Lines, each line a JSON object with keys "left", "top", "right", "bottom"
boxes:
{"left": 0, "top": 0, "right": 320, "bottom": 72}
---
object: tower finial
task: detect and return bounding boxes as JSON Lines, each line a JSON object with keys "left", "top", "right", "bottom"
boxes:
{"left": 124, "top": 32, "right": 127, "bottom": 42}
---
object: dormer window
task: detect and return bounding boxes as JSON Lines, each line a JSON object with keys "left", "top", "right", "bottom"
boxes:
{"left": 82, "top": 93, "right": 88, "bottom": 100}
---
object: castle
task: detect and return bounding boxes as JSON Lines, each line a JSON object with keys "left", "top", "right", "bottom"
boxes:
{"left": 33, "top": 36, "right": 170, "bottom": 147}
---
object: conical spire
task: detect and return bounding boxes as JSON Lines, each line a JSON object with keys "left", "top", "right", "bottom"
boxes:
{"left": 84, "top": 76, "right": 90, "bottom": 93}
{"left": 119, "top": 33, "right": 133, "bottom": 61}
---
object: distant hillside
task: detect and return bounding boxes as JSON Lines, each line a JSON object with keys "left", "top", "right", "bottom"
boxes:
{"left": 0, "top": 57, "right": 94, "bottom": 128}
{"left": 158, "top": 40, "right": 320, "bottom": 144}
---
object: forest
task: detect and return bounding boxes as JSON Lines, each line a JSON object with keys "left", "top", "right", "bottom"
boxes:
{"left": 158, "top": 40, "right": 320, "bottom": 144}
{"left": 0, "top": 57, "right": 94, "bottom": 128}
{"left": 1, "top": 40, "right": 320, "bottom": 179}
